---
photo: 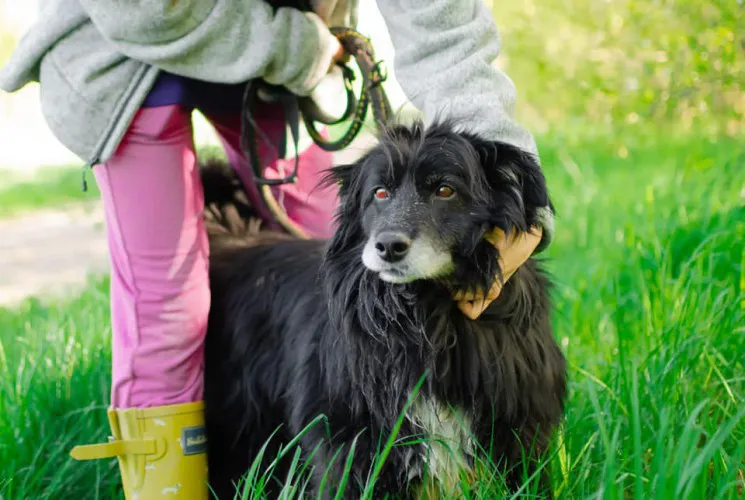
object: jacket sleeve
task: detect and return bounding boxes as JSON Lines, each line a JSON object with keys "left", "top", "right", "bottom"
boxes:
{"left": 375, "top": 0, "right": 554, "bottom": 251}
{"left": 77, "top": 0, "right": 338, "bottom": 96}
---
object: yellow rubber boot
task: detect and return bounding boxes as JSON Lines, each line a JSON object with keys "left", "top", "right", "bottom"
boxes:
{"left": 70, "top": 401, "right": 208, "bottom": 499}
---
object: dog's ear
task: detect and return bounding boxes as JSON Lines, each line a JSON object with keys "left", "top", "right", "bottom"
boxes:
{"left": 321, "top": 163, "right": 352, "bottom": 191}
{"left": 319, "top": 158, "right": 367, "bottom": 259}
{"left": 472, "top": 138, "right": 553, "bottom": 233}
{"left": 320, "top": 154, "right": 367, "bottom": 201}
{"left": 508, "top": 146, "right": 553, "bottom": 220}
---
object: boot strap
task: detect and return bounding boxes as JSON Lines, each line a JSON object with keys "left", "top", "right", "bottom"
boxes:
{"left": 70, "top": 437, "right": 157, "bottom": 461}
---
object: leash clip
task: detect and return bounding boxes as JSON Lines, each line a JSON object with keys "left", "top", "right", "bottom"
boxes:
{"left": 368, "top": 60, "right": 388, "bottom": 88}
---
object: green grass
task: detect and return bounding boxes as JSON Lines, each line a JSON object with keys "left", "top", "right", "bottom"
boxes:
{"left": 0, "top": 167, "right": 100, "bottom": 217}
{"left": 0, "top": 130, "right": 743, "bottom": 499}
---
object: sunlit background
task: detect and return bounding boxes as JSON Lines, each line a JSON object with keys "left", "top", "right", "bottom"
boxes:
{"left": 1, "top": 1, "right": 743, "bottom": 498}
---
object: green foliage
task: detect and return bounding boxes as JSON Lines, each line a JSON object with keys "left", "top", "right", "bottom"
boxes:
{"left": 0, "top": 167, "right": 100, "bottom": 217}
{"left": 1, "top": 132, "right": 743, "bottom": 499}
{"left": 536, "top": 130, "right": 745, "bottom": 498}
{"left": 0, "top": 279, "right": 120, "bottom": 498}
{"left": 492, "top": 0, "right": 745, "bottom": 135}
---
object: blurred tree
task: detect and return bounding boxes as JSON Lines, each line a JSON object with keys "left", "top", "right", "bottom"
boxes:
{"left": 492, "top": 0, "right": 745, "bottom": 135}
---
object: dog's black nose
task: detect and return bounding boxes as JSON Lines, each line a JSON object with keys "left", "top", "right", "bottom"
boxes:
{"left": 375, "top": 232, "right": 411, "bottom": 262}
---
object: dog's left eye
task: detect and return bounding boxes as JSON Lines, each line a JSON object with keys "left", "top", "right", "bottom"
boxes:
{"left": 373, "top": 187, "right": 390, "bottom": 201}
{"left": 435, "top": 185, "right": 455, "bottom": 199}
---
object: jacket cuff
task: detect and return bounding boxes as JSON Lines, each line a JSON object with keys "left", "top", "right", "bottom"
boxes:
{"left": 283, "top": 12, "right": 339, "bottom": 96}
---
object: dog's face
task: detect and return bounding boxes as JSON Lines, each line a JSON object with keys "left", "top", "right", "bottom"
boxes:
{"left": 325, "top": 121, "right": 550, "bottom": 286}
{"left": 357, "top": 134, "right": 488, "bottom": 283}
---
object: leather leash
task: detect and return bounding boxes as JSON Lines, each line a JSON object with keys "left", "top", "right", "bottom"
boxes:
{"left": 241, "top": 28, "right": 393, "bottom": 239}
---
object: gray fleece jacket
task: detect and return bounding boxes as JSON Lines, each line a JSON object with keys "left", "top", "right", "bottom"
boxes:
{"left": 0, "top": 0, "right": 554, "bottom": 247}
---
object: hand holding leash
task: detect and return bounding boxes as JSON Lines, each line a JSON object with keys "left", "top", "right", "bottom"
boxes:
{"left": 299, "top": 27, "right": 392, "bottom": 151}
{"left": 330, "top": 36, "right": 349, "bottom": 66}
{"left": 453, "top": 226, "right": 543, "bottom": 319}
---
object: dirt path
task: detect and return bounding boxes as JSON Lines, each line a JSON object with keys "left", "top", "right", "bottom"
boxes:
{"left": 0, "top": 202, "right": 109, "bottom": 307}
{"left": 0, "top": 134, "right": 376, "bottom": 308}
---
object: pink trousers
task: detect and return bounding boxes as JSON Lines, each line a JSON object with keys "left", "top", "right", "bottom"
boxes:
{"left": 93, "top": 104, "right": 338, "bottom": 408}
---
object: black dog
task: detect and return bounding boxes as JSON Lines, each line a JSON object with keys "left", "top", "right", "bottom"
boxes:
{"left": 203, "top": 120, "right": 567, "bottom": 498}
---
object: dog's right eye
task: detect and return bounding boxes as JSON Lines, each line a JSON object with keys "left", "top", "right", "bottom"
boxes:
{"left": 373, "top": 188, "right": 390, "bottom": 201}
{"left": 436, "top": 184, "right": 455, "bottom": 199}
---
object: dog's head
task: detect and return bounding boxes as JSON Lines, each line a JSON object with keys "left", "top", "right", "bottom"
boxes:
{"left": 323, "top": 120, "right": 551, "bottom": 289}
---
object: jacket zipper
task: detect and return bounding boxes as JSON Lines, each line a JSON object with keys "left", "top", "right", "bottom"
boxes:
{"left": 81, "top": 163, "right": 91, "bottom": 192}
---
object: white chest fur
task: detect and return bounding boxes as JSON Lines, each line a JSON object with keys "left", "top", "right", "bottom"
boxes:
{"left": 406, "top": 396, "right": 475, "bottom": 487}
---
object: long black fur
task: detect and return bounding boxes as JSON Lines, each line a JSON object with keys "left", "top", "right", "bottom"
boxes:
{"left": 203, "top": 120, "right": 566, "bottom": 499}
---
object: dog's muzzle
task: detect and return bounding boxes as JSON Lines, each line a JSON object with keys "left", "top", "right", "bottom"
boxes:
{"left": 374, "top": 232, "right": 411, "bottom": 263}
{"left": 362, "top": 231, "right": 454, "bottom": 284}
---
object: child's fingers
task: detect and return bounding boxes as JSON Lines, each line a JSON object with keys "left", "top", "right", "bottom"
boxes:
{"left": 454, "top": 225, "right": 541, "bottom": 319}
{"left": 486, "top": 280, "right": 504, "bottom": 301}
{"left": 457, "top": 296, "right": 490, "bottom": 320}
{"left": 454, "top": 288, "right": 485, "bottom": 302}
{"left": 457, "top": 300, "right": 481, "bottom": 320}
{"left": 484, "top": 227, "right": 507, "bottom": 248}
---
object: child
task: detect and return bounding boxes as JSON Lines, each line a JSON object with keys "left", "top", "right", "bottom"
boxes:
{"left": 0, "top": 0, "right": 554, "bottom": 497}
